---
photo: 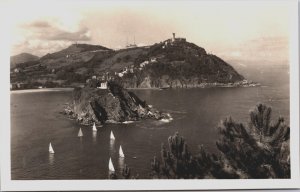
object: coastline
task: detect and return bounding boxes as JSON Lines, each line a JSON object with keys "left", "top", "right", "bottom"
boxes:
{"left": 10, "top": 82, "right": 260, "bottom": 92}
{"left": 10, "top": 87, "right": 74, "bottom": 94}
{"left": 126, "top": 82, "right": 260, "bottom": 90}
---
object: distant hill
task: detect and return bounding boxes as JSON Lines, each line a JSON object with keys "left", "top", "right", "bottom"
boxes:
{"left": 10, "top": 38, "right": 252, "bottom": 89}
{"left": 10, "top": 53, "right": 39, "bottom": 68}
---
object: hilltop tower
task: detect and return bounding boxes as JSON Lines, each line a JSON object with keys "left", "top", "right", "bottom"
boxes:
{"left": 172, "top": 33, "right": 176, "bottom": 42}
{"left": 126, "top": 36, "right": 137, "bottom": 48}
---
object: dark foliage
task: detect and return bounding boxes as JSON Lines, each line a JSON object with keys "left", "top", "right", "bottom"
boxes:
{"left": 151, "top": 104, "right": 290, "bottom": 179}
{"left": 109, "top": 164, "right": 132, "bottom": 179}
{"left": 150, "top": 132, "right": 239, "bottom": 179}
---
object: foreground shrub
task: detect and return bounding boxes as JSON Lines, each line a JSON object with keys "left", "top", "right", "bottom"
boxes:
{"left": 151, "top": 104, "right": 290, "bottom": 179}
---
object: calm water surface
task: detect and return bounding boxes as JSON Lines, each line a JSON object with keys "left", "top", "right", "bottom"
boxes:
{"left": 11, "top": 65, "right": 289, "bottom": 179}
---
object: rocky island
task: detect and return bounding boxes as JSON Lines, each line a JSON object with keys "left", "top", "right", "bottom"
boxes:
{"left": 62, "top": 81, "right": 168, "bottom": 125}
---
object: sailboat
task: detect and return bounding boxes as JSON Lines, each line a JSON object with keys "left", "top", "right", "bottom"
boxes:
{"left": 110, "top": 131, "right": 115, "bottom": 140}
{"left": 92, "top": 122, "right": 97, "bottom": 131}
{"left": 119, "top": 145, "right": 125, "bottom": 158}
{"left": 49, "top": 142, "right": 55, "bottom": 154}
{"left": 108, "top": 157, "right": 115, "bottom": 172}
{"left": 78, "top": 128, "right": 83, "bottom": 137}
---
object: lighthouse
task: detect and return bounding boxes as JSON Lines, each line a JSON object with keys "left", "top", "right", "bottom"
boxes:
{"left": 172, "top": 33, "right": 176, "bottom": 42}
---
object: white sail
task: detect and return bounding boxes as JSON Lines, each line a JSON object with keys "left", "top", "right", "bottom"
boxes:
{"left": 119, "top": 145, "right": 125, "bottom": 158}
{"left": 110, "top": 131, "right": 115, "bottom": 140}
{"left": 49, "top": 142, "right": 55, "bottom": 154}
{"left": 92, "top": 122, "right": 97, "bottom": 131}
{"left": 78, "top": 128, "right": 83, "bottom": 137}
{"left": 108, "top": 157, "right": 115, "bottom": 172}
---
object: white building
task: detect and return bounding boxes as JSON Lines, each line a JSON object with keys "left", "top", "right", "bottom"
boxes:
{"left": 150, "top": 58, "right": 157, "bottom": 62}
{"left": 97, "top": 81, "right": 107, "bottom": 89}
{"left": 14, "top": 68, "right": 20, "bottom": 73}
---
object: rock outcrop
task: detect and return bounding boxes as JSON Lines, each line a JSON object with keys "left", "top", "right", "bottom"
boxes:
{"left": 63, "top": 81, "right": 167, "bottom": 125}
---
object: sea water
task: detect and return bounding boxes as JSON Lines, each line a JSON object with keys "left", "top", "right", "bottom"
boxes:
{"left": 10, "top": 64, "right": 289, "bottom": 179}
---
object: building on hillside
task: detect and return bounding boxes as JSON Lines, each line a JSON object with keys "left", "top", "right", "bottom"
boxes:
{"left": 150, "top": 57, "right": 157, "bottom": 62}
{"left": 14, "top": 68, "right": 20, "bottom": 73}
{"left": 171, "top": 33, "right": 186, "bottom": 42}
{"left": 126, "top": 43, "right": 137, "bottom": 49}
{"left": 126, "top": 36, "right": 137, "bottom": 48}
{"left": 165, "top": 33, "right": 186, "bottom": 46}
{"left": 97, "top": 81, "right": 107, "bottom": 89}
{"left": 140, "top": 61, "right": 149, "bottom": 68}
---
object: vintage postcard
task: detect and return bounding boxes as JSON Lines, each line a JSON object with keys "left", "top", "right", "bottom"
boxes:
{"left": 1, "top": 0, "right": 299, "bottom": 191}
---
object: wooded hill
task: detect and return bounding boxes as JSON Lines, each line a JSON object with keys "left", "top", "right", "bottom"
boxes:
{"left": 10, "top": 39, "right": 247, "bottom": 89}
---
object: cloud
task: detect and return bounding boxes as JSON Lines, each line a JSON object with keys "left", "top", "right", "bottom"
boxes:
{"left": 47, "top": 27, "right": 91, "bottom": 41}
{"left": 11, "top": 39, "right": 72, "bottom": 56}
{"left": 218, "top": 36, "right": 289, "bottom": 63}
{"left": 11, "top": 20, "right": 92, "bottom": 56}
{"left": 28, "top": 21, "right": 51, "bottom": 28}
{"left": 25, "top": 20, "right": 91, "bottom": 42}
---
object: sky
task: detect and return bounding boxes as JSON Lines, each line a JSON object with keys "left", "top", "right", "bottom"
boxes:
{"left": 6, "top": 0, "right": 295, "bottom": 63}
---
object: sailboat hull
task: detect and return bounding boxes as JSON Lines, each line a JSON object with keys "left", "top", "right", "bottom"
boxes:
{"left": 49, "top": 143, "right": 55, "bottom": 154}
{"left": 110, "top": 131, "right": 115, "bottom": 140}
{"left": 78, "top": 128, "right": 83, "bottom": 137}
{"left": 108, "top": 158, "right": 115, "bottom": 172}
{"left": 92, "top": 123, "right": 97, "bottom": 131}
{"left": 119, "top": 146, "right": 125, "bottom": 158}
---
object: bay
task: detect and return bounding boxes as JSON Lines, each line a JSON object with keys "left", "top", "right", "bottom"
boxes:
{"left": 10, "top": 64, "right": 289, "bottom": 179}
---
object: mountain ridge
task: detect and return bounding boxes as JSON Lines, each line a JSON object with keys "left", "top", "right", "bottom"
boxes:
{"left": 10, "top": 53, "right": 39, "bottom": 68}
{"left": 10, "top": 36, "right": 257, "bottom": 89}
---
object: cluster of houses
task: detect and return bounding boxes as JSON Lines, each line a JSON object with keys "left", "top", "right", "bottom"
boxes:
{"left": 115, "top": 65, "right": 135, "bottom": 77}
{"left": 86, "top": 56, "right": 159, "bottom": 89}
{"left": 114, "top": 56, "right": 159, "bottom": 78}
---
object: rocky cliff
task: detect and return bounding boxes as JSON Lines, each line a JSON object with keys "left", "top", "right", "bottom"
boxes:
{"left": 63, "top": 82, "right": 167, "bottom": 125}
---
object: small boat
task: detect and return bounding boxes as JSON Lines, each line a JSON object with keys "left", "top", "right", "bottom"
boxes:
{"left": 159, "top": 87, "right": 169, "bottom": 90}
{"left": 49, "top": 142, "right": 55, "bottom": 154}
{"left": 110, "top": 131, "right": 115, "bottom": 140}
{"left": 78, "top": 128, "right": 83, "bottom": 137}
{"left": 119, "top": 145, "right": 125, "bottom": 158}
{"left": 108, "top": 157, "right": 115, "bottom": 172}
{"left": 92, "top": 122, "right": 97, "bottom": 131}
{"left": 122, "top": 121, "right": 134, "bottom": 124}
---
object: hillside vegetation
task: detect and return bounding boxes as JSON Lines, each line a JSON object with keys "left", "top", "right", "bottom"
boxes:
{"left": 10, "top": 53, "right": 39, "bottom": 69}
{"left": 149, "top": 104, "right": 290, "bottom": 179}
{"left": 10, "top": 39, "right": 250, "bottom": 89}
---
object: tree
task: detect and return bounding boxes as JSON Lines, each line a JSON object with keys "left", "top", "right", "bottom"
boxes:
{"left": 216, "top": 104, "right": 290, "bottom": 178}
{"left": 151, "top": 104, "right": 290, "bottom": 179}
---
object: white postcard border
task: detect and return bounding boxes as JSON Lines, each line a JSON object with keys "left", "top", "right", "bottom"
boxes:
{"left": 1, "top": 0, "right": 299, "bottom": 191}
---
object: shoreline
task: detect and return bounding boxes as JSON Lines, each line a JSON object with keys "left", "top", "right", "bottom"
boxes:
{"left": 10, "top": 87, "right": 74, "bottom": 94}
{"left": 127, "top": 82, "right": 260, "bottom": 90}
{"left": 10, "top": 82, "right": 260, "bottom": 92}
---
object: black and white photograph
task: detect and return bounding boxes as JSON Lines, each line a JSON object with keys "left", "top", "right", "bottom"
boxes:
{"left": 1, "top": 0, "right": 299, "bottom": 191}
